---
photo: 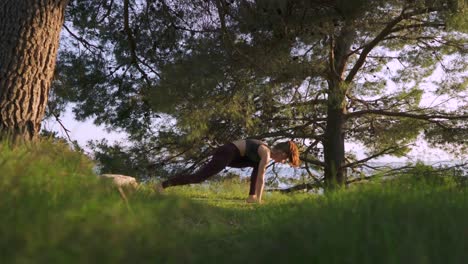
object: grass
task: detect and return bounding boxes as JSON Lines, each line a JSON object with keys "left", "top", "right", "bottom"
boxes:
{"left": 1, "top": 140, "right": 467, "bottom": 263}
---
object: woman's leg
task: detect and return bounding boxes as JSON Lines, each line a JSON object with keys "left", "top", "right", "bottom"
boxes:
{"left": 162, "top": 144, "right": 237, "bottom": 188}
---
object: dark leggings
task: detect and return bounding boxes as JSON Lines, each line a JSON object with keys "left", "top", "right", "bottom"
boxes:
{"left": 162, "top": 143, "right": 259, "bottom": 195}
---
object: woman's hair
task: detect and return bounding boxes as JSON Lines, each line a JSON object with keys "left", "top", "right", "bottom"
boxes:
{"left": 273, "top": 141, "right": 301, "bottom": 167}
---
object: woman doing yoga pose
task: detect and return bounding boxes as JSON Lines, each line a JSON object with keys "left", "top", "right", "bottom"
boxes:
{"left": 157, "top": 139, "right": 300, "bottom": 203}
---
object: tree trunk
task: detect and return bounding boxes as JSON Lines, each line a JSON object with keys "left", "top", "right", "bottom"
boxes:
{"left": 323, "top": 81, "right": 346, "bottom": 187}
{"left": 323, "top": 25, "right": 355, "bottom": 188}
{"left": 0, "top": 0, "right": 68, "bottom": 142}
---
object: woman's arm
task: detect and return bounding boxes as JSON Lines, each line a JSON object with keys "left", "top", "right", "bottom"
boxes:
{"left": 255, "top": 146, "right": 270, "bottom": 203}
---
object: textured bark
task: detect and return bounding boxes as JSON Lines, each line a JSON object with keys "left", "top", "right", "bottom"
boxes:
{"left": 323, "top": 83, "right": 347, "bottom": 187}
{"left": 0, "top": 0, "right": 68, "bottom": 141}
{"left": 323, "top": 25, "right": 355, "bottom": 187}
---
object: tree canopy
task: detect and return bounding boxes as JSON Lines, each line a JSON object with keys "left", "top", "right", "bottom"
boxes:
{"left": 49, "top": 0, "right": 467, "bottom": 185}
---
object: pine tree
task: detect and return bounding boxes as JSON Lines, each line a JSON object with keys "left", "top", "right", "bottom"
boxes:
{"left": 54, "top": 1, "right": 467, "bottom": 185}
{"left": 0, "top": 0, "right": 68, "bottom": 141}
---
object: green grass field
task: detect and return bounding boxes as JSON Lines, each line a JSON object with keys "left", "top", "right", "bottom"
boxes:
{"left": 1, "top": 141, "right": 467, "bottom": 263}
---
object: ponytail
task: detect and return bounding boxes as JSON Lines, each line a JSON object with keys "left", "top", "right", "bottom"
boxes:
{"left": 287, "top": 141, "right": 301, "bottom": 167}
{"left": 273, "top": 141, "right": 301, "bottom": 167}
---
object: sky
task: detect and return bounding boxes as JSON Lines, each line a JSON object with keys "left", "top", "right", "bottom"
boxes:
{"left": 41, "top": 60, "right": 462, "bottom": 164}
{"left": 44, "top": 14, "right": 465, "bottom": 166}
{"left": 42, "top": 105, "right": 459, "bottom": 165}
{"left": 42, "top": 107, "right": 127, "bottom": 153}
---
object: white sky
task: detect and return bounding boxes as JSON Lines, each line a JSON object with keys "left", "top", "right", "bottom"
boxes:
{"left": 45, "top": 24, "right": 464, "bottom": 164}
{"left": 42, "top": 107, "right": 127, "bottom": 152}
{"left": 42, "top": 106, "right": 458, "bottom": 164}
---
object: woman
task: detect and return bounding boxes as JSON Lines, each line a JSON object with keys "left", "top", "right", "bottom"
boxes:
{"left": 156, "top": 139, "right": 300, "bottom": 203}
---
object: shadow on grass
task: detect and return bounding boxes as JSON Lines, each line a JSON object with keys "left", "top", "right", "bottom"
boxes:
{"left": 1, "top": 140, "right": 467, "bottom": 263}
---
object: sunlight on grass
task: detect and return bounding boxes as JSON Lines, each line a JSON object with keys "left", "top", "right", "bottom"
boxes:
{"left": 1, "top": 140, "right": 467, "bottom": 263}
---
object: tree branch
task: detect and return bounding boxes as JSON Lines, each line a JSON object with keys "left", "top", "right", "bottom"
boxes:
{"left": 345, "top": 7, "right": 439, "bottom": 82}
{"left": 63, "top": 24, "right": 102, "bottom": 52}
{"left": 390, "top": 22, "right": 446, "bottom": 33}
{"left": 346, "top": 109, "right": 468, "bottom": 121}
{"left": 52, "top": 113, "right": 72, "bottom": 142}
{"left": 123, "top": 0, "right": 154, "bottom": 85}
{"left": 342, "top": 145, "right": 408, "bottom": 169}
{"left": 301, "top": 157, "right": 326, "bottom": 167}
{"left": 266, "top": 182, "right": 322, "bottom": 193}
{"left": 213, "top": 0, "right": 268, "bottom": 74}
{"left": 97, "top": 0, "right": 114, "bottom": 24}
{"left": 304, "top": 163, "right": 323, "bottom": 186}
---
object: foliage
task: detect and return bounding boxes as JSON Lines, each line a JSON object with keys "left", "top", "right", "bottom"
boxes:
{"left": 50, "top": 0, "right": 467, "bottom": 181}
{"left": 1, "top": 141, "right": 468, "bottom": 263}
{"left": 90, "top": 139, "right": 142, "bottom": 175}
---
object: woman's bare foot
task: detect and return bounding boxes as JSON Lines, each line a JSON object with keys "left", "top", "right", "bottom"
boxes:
{"left": 153, "top": 182, "right": 165, "bottom": 194}
{"left": 246, "top": 195, "right": 261, "bottom": 204}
